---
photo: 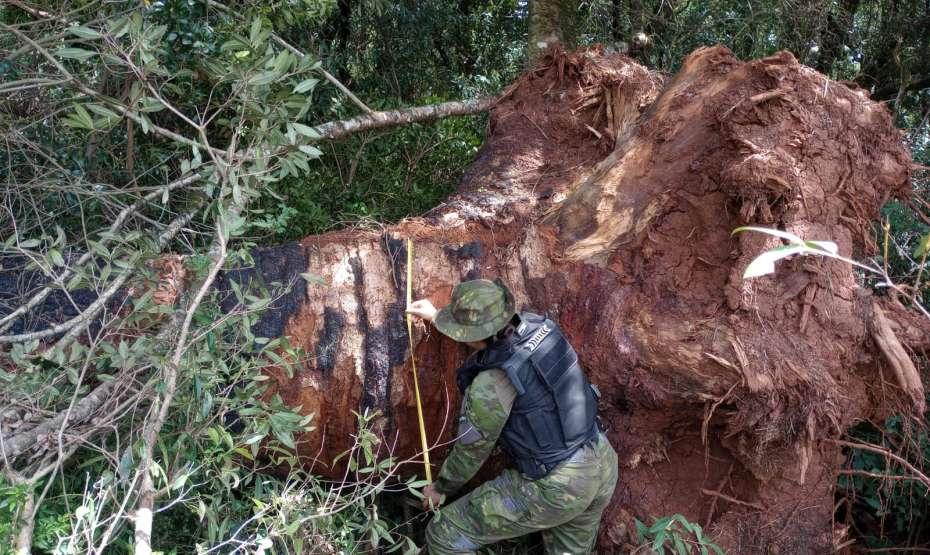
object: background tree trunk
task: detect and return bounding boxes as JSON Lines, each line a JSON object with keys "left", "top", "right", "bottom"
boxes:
{"left": 226, "top": 46, "right": 927, "bottom": 551}
{"left": 815, "top": 0, "right": 861, "bottom": 75}
{"left": 527, "top": 0, "right": 578, "bottom": 61}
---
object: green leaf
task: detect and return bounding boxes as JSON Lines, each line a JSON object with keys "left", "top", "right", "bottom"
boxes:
{"left": 274, "top": 429, "right": 296, "bottom": 450}
{"left": 914, "top": 231, "right": 930, "bottom": 259}
{"left": 652, "top": 530, "right": 668, "bottom": 552}
{"left": 138, "top": 97, "right": 166, "bottom": 113}
{"left": 138, "top": 114, "right": 151, "bottom": 134}
{"left": 71, "top": 104, "right": 95, "bottom": 130}
{"left": 650, "top": 516, "right": 673, "bottom": 534}
{"left": 109, "top": 16, "right": 130, "bottom": 38}
{"left": 272, "top": 51, "right": 292, "bottom": 74}
{"left": 170, "top": 473, "right": 188, "bottom": 491}
{"left": 249, "top": 71, "right": 279, "bottom": 86}
{"left": 298, "top": 144, "right": 322, "bottom": 157}
{"left": 249, "top": 18, "right": 262, "bottom": 44}
{"left": 234, "top": 447, "right": 254, "bottom": 461}
{"left": 56, "top": 47, "right": 96, "bottom": 61}
{"left": 48, "top": 248, "right": 65, "bottom": 267}
{"left": 68, "top": 26, "right": 103, "bottom": 39}
{"left": 86, "top": 104, "right": 120, "bottom": 119}
{"left": 244, "top": 433, "right": 265, "bottom": 445}
{"left": 291, "top": 122, "right": 321, "bottom": 139}
{"left": 293, "top": 78, "right": 319, "bottom": 94}
{"left": 634, "top": 519, "right": 648, "bottom": 542}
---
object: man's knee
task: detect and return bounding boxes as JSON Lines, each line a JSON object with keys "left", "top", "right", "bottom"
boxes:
{"left": 425, "top": 511, "right": 481, "bottom": 555}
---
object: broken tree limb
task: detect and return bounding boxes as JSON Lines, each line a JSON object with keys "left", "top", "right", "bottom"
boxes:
{"left": 313, "top": 97, "right": 497, "bottom": 141}
{"left": 0, "top": 381, "right": 114, "bottom": 462}
{"left": 133, "top": 214, "right": 230, "bottom": 555}
{"left": 0, "top": 174, "right": 201, "bottom": 335}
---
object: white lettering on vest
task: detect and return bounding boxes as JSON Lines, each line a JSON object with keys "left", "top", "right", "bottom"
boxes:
{"left": 525, "top": 323, "right": 552, "bottom": 352}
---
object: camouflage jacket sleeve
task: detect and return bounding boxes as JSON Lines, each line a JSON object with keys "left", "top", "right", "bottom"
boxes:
{"left": 433, "top": 369, "right": 517, "bottom": 496}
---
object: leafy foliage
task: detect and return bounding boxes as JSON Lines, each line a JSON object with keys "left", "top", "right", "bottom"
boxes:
{"left": 634, "top": 514, "right": 725, "bottom": 555}
{"left": 838, "top": 409, "right": 930, "bottom": 549}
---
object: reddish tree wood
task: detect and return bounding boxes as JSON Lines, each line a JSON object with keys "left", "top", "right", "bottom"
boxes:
{"left": 249, "top": 46, "right": 926, "bottom": 551}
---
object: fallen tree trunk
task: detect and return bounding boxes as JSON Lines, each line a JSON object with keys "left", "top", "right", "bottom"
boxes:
{"left": 3, "top": 45, "right": 923, "bottom": 551}
{"left": 230, "top": 45, "right": 928, "bottom": 552}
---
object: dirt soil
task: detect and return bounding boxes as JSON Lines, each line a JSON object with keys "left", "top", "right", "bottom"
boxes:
{"left": 224, "top": 46, "right": 929, "bottom": 553}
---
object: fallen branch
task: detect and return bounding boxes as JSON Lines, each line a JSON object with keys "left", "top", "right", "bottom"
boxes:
{"left": 0, "top": 381, "right": 114, "bottom": 462}
{"left": 6, "top": 0, "right": 61, "bottom": 21}
{"left": 838, "top": 469, "right": 923, "bottom": 481}
{"left": 13, "top": 487, "right": 35, "bottom": 555}
{"left": 313, "top": 97, "right": 496, "bottom": 141}
{"left": 133, "top": 221, "right": 229, "bottom": 555}
{"left": 0, "top": 174, "right": 201, "bottom": 335}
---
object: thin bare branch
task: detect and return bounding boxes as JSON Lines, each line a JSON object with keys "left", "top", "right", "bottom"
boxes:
{"left": 133, "top": 223, "right": 229, "bottom": 555}
{"left": 0, "top": 173, "right": 202, "bottom": 334}
{"left": 314, "top": 97, "right": 496, "bottom": 141}
{"left": 828, "top": 438, "right": 930, "bottom": 491}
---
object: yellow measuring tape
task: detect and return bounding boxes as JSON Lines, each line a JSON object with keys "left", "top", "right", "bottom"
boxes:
{"left": 406, "top": 238, "right": 433, "bottom": 482}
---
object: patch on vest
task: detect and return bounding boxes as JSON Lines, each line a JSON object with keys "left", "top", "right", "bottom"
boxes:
{"left": 525, "top": 323, "right": 552, "bottom": 352}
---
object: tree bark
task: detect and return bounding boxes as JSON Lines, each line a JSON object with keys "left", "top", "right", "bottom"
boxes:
{"left": 312, "top": 97, "right": 496, "bottom": 140}
{"left": 527, "top": 0, "right": 578, "bottom": 61}
{"left": 230, "top": 47, "right": 926, "bottom": 551}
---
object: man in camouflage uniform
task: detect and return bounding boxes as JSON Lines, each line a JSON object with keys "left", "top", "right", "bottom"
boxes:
{"left": 407, "top": 279, "right": 618, "bottom": 554}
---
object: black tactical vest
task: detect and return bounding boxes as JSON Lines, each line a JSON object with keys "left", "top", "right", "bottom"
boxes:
{"left": 456, "top": 312, "right": 600, "bottom": 479}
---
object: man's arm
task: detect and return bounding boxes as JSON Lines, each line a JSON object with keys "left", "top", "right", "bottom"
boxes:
{"left": 432, "top": 369, "right": 517, "bottom": 496}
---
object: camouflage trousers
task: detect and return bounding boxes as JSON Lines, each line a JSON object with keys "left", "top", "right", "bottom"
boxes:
{"left": 426, "top": 433, "right": 618, "bottom": 554}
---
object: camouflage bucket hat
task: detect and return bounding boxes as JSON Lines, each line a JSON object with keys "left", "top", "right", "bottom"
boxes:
{"left": 433, "top": 278, "right": 516, "bottom": 343}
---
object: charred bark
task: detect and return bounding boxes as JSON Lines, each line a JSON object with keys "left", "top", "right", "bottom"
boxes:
{"left": 246, "top": 46, "right": 927, "bottom": 552}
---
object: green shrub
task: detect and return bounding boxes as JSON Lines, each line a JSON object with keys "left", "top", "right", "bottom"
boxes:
{"left": 634, "top": 514, "right": 724, "bottom": 555}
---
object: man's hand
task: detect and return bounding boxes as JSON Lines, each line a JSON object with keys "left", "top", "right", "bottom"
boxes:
{"left": 407, "top": 299, "right": 438, "bottom": 323}
{"left": 422, "top": 483, "right": 445, "bottom": 510}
